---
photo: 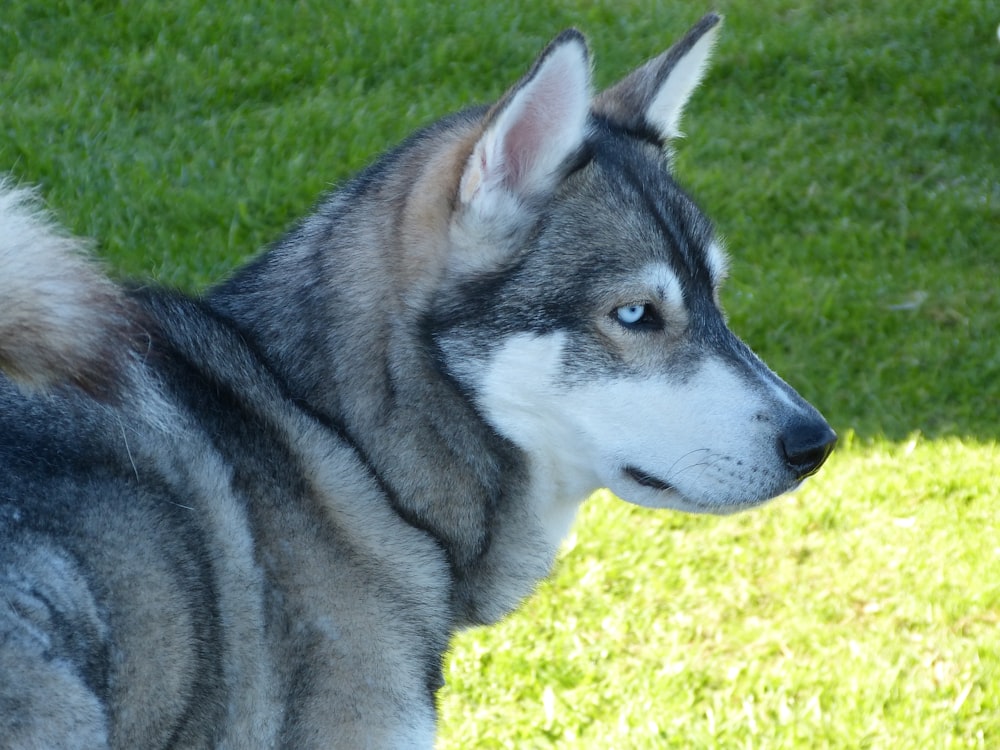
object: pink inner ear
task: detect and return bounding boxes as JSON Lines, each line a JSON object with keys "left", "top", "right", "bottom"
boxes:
{"left": 493, "top": 41, "right": 589, "bottom": 193}
{"left": 501, "top": 101, "right": 545, "bottom": 188}
{"left": 460, "top": 36, "right": 589, "bottom": 213}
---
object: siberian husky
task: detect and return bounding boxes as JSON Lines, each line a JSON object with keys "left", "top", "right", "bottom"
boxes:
{"left": 0, "top": 14, "right": 834, "bottom": 747}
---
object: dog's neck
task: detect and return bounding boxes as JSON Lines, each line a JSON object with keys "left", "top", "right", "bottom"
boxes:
{"left": 207, "top": 132, "right": 578, "bottom": 628}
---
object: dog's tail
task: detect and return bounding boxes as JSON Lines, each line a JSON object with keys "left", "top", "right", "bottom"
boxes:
{"left": 0, "top": 179, "right": 139, "bottom": 401}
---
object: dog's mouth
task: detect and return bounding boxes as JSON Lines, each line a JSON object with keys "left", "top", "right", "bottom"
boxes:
{"left": 624, "top": 466, "right": 675, "bottom": 493}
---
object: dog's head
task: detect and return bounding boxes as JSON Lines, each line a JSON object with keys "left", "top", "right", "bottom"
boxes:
{"left": 434, "top": 14, "right": 835, "bottom": 515}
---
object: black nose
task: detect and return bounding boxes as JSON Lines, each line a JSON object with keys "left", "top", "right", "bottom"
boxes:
{"left": 780, "top": 418, "right": 837, "bottom": 480}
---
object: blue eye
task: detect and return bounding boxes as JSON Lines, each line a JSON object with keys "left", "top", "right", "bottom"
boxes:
{"left": 616, "top": 304, "right": 646, "bottom": 325}
{"left": 614, "top": 303, "right": 662, "bottom": 331}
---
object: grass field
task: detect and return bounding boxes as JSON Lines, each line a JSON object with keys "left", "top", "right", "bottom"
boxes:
{"left": 2, "top": 0, "right": 998, "bottom": 747}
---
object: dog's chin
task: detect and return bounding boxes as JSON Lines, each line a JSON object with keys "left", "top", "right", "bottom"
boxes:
{"left": 614, "top": 466, "right": 785, "bottom": 515}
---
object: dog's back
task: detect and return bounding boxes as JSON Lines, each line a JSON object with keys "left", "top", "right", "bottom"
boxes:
{"left": 0, "top": 231, "right": 280, "bottom": 745}
{"left": 0, "top": 265, "right": 449, "bottom": 746}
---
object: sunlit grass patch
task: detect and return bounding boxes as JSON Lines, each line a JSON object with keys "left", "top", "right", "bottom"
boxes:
{"left": 440, "top": 437, "right": 999, "bottom": 748}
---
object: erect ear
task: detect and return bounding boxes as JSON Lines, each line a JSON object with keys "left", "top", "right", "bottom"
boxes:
{"left": 593, "top": 13, "right": 721, "bottom": 142}
{"left": 459, "top": 30, "right": 591, "bottom": 220}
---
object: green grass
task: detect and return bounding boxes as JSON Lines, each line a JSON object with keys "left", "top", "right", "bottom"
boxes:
{"left": 2, "top": 0, "right": 998, "bottom": 747}
{"left": 441, "top": 437, "right": 1000, "bottom": 748}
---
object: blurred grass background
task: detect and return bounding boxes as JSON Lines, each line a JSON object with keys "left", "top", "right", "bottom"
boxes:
{"left": 2, "top": 1, "right": 997, "bottom": 746}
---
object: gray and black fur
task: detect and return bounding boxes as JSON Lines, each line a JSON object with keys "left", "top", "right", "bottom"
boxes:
{"left": 0, "top": 15, "right": 834, "bottom": 748}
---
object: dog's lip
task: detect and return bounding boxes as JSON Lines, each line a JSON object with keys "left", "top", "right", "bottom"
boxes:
{"left": 624, "top": 465, "right": 675, "bottom": 493}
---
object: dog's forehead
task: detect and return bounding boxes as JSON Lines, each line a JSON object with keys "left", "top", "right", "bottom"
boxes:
{"left": 551, "top": 133, "right": 720, "bottom": 289}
